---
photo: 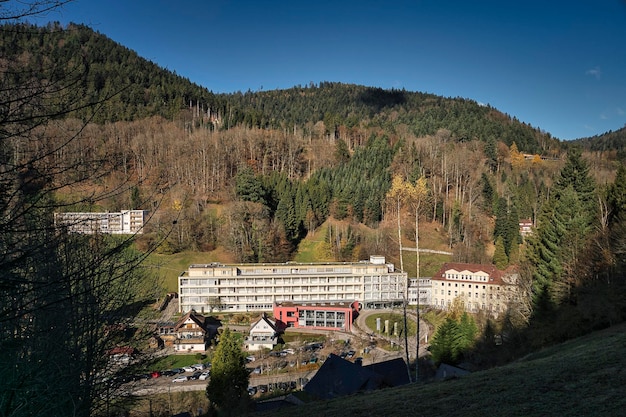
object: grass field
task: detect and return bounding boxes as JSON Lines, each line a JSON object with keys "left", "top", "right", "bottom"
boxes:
{"left": 365, "top": 312, "right": 417, "bottom": 337}
{"left": 260, "top": 322, "right": 626, "bottom": 417}
{"left": 143, "top": 218, "right": 453, "bottom": 294}
{"left": 144, "top": 249, "right": 234, "bottom": 293}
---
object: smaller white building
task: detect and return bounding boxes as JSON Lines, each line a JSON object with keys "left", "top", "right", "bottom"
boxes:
{"left": 54, "top": 209, "right": 148, "bottom": 234}
{"left": 408, "top": 278, "right": 432, "bottom": 306}
{"left": 245, "top": 313, "right": 279, "bottom": 351}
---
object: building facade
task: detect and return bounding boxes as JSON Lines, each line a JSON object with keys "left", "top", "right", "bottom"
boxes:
{"left": 54, "top": 209, "right": 148, "bottom": 234}
{"left": 178, "top": 256, "right": 407, "bottom": 313}
{"left": 408, "top": 278, "right": 432, "bottom": 306}
{"left": 245, "top": 313, "right": 279, "bottom": 351}
{"left": 273, "top": 301, "right": 358, "bottom": 332}
{"left": 430, "top": 262, "right": 519, "bottom": 315}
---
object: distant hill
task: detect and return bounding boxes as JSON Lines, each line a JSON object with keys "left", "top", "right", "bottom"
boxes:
{"left": 573, "top": 125, "right": 626, "bottom": 156}
{"left": 1, "top": 22, "right": 557, "bottom": 153}
{"left": 260, "top": 322, "right": 626, "bottom": 417}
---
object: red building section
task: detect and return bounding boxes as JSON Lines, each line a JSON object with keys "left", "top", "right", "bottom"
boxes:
{"left": 273, "top": 301, "right": 360, "bottom": 332}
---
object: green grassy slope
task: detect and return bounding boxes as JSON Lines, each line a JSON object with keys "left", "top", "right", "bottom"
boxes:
{"left": 261, "top": 323, "right": 626, "bottom": 417}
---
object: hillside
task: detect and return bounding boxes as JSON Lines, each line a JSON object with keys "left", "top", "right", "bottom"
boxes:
{"left": 574, "top": 125, "right": 626, "bottom": 155}
{"left": 1, "top": 22, "right": 559, "bottom": 153}
{"left": 260, "top": 322, "right": 626, "bottom": 417}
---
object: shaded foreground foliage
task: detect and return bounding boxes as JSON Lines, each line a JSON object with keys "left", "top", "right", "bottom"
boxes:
{"left": 261, "top": 323, "right": 626, "bottom": 417}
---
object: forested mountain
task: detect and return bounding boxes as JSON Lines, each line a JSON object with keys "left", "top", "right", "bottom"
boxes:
{"left": 574, "top": 125, "right": 626, "bottom": 155}
{"left": 4, "top": 12, "right": 626, "bottom": 417}
{"left": 0, "top": 21, "right": 221, "bottom": 122}
{"left": 2, "top": 22, "right": 559, "bottom": 154}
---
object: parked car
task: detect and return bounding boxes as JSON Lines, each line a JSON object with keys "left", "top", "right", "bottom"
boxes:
{"left": 199, "top": 371, "right": 210, "bottom": 380}
{"left": 161, "top": 370, "right": 176, "bottom": 377}
{"left": 247, "top": 386, "right": 257, "bottom": 396}
{"left": 192, "top": 363, "right": 205, "bottom": 371}
{"left": 151, "top": 371, "right": 161, "bottom": 378}
{"left": 172, "top": 375, "right": 188, "bottom": 383}
{"left": 183, "top": 366, "right": 195, "bottom": 373}
{"left": 190, "top": 371, "right": 202, "bottom": 380}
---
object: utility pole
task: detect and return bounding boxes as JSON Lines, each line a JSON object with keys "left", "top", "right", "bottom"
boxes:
{"left": 415, "top": 207, "right": 421, "bottom": 383}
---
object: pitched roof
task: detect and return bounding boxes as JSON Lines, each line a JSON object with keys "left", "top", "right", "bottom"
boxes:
{"left": 434, "top": 363, "right": 471, "bottom": 380}
{"left": 304, "top": 354, "right": 389, "bottom": 400}
{"left": 432, "top": 262, "right": 511, "bottom": 285}
{"left": 364, "top": 357, "right": 411, "bottom": 387}
{"left": 107, "top": 346, "right": 136, "bottom": 356}
{"left": 174, "top": 310, "right": 209, "bottom": 331}
{"left": 250, "top": 312, "right": 278, "bottom": 332}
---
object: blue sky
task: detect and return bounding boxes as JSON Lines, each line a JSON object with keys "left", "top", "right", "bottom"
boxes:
{"left": 22, "top": 0, "right": 626, "bottom": 141}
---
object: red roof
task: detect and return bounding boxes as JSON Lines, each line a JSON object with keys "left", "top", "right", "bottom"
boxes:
{"left": 432, "top": 262, "right": 509, "bottom": 285}
{"left": 107, "top": 346, "right": 136, "bottom": 356}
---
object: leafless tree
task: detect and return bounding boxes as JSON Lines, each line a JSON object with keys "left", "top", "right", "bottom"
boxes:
{"left": 0, "top": 3, "right": 169, "bottom": 416}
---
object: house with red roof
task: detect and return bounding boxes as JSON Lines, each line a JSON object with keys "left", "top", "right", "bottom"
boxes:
{"left": 431, "top": 262, "right": 519, "bottom": 315}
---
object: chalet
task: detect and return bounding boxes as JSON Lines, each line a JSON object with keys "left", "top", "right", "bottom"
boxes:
{"left": 245, "top": 313, "right": 279, "bottom": 351}
{"left": 173, "top": 310, "right": 220, "bottom": 353}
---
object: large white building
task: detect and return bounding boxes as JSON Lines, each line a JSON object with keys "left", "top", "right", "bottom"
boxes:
{"left": 431, "top": 262, "right": 520, "bottom": 315}
{"left": 178, "top": 255, "right": 407, "bottom": 313}
{"left": 54, "top": 210, "right": 148, "bottom": 234}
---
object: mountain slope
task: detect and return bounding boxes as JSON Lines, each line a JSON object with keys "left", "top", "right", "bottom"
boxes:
{"left": 2, "top": 22, "right": 558, "bottom": 153}
{"left": 262, "top": 322, "right": 626, "bottom": 417}
{"left": 573, "top": 125, "right": 626, "bottom": 154}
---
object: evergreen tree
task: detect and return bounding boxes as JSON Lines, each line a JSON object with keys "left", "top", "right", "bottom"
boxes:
{"left": 428, "top": 317, "right": 459, "bottom": 365}
{"left": 493, "top": 235, "right": 509, "bottom": 269}
{"left": 553, "top": 147, "right": 597, "bottom": 217}
{"left": 480, "top": 172, "right": 495, "bottom": 214}
{"left": 429, "top": 313, "right": 477, "bottom": 365}
{"left": 493, "top": 197, "right": 508, "bottom": 242}
{"left": 206, "top": 328, "right": 250, "bottom": 416}
{"left": 235, "top": 165, "right": 266, "bottom": 204}
{"left": 504, "top": 203, "right": 520, "bottom": 257}
{"left": 334, "top": 138, "right": 351, "bottom": 164}
{"left": 526, "top": 150, "right": 597, "bottom": 309}
{"left": 607, "top": 163, "right": 626, "bottom": 225}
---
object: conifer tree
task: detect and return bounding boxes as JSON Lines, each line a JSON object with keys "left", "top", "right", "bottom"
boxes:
{"left": 206, "top": 328, "right": 250, "bottom": 416}
{"left": 526, "top": 150, "right": 597, "bottom": 308}
{"left": 493, "top": 236, "right": 509, "bottom": 269}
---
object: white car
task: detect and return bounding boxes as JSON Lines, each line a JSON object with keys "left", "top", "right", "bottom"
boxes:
{"left": 199, "top": 371, "right": 210, "bottom": 380}
{"left": 172, "top": 375, "right": 188, "bottom": 383}
{"left": 183, "top": 366, "right": 195, "bottom": 373}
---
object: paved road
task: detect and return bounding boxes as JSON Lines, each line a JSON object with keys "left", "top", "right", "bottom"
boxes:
{"left": 130, "top": 368, "right": 319, "bottom": 395}
{"left": 127, "top": 307, "right": 429, "bottom": 396}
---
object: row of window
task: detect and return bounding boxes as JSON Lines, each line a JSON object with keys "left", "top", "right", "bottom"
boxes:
{"left": 439, "top": 281, "right": 501, "bottom": 290}
{"left": 433, "top": 299, "right": 503, "bottom": 312}
{"left": 445, "top": 273, "right": 489, "bottom": 281}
